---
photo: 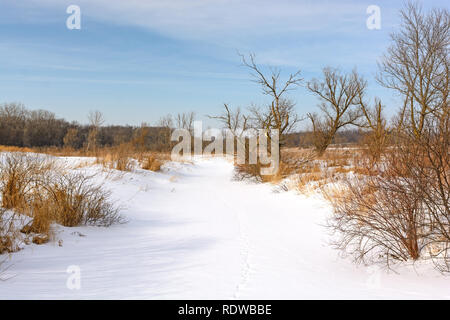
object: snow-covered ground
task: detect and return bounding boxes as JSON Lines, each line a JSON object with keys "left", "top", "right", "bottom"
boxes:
{"left": 1, "top": 157, "right": 449, "bottom": 299}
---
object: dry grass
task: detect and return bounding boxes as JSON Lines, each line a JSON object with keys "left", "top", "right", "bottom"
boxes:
{"left": 317, "top": 148, "right": 355, "bottom": 167}
{"left": 0, "top": 146, "right": 169, "bottom": 256}
{"left": 141, "top": 155, "right": 162, "bottom": 171}
{"left": 233, "top": 147, "right": 363, "bottom": 188}
{"left": 0, "top": 208, "right": 24, "bottom": 254}
{"left": 0, "top": 153, "right": 122, "bottom": 251}
{"left": 23, "top": 199, "right": 53, "bottom": 236}
{"left": 95, "top": 144, "right": 133, "bottom": 172}
{"left": 94, "top": 145, "right": 169, "bottom": 172}
{"left": 0, "top": 153, "right": 55, "bottom": 210}
{"left": 0, "top": 209, "right": 16, "bottom": 254}
{"left": 296, "top": 172, "right": 327, "bottom": 192}
{"left": 0, "top": 145, "right": 33, "bottom": 153}
{"left": 47, "top": 173, "right": 122, "bottom": 227}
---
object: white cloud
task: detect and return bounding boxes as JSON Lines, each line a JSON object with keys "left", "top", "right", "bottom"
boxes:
{"left": 16, "top": 0, "right": 368, "bottom": 40}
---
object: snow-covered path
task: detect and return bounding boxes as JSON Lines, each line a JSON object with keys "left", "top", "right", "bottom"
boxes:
{"left": 1, "top": 158, "right": 449, "bottom": 299}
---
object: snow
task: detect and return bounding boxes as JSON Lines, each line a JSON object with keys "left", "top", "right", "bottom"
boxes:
{"left": 1, "top": 157, "right": 450, "bottom": 299}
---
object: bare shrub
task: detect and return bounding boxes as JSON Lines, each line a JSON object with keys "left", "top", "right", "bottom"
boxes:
{"left": 399, "top": 117, "right": 449, "bottom": 271}
{"left": 327, "top": 120, "right": 449, "bottom": 269}
{"left": 326, "top": 2, "right": 449, "bottom": 271}
{"left": 327, "top": 173, "right": 428, "bottom": 265}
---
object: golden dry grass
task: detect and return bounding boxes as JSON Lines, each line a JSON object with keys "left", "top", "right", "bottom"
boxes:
{"left": 0, "top": 145, "right": 34, "bottom": 153}
{"left": 0, "top": 153, "right": 122, "bottom": 250}
{"left": 141, "top": 155, "right": 163, "bottom": 171}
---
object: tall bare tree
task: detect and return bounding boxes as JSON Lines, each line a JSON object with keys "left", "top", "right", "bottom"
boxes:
{"left": 63, "top": 128, "right": 80, "bottom": 149}
{"left": 208, "top": 103, "right": 249, "bottom": 138}
{"left": 240, "top": 53, "right": 303, "bottom": 143}
{"left": 175, "top": 112, "right": 195, "bottom": 134}
{"left": 357, "top": 96, "right": 390, "bottom": 162}
{"left": 328, "top": 2, "right": 450, "bottom": 271}
{"left": 87, "top": 110, "right": 105, "bottom": 153}
{"left": 377, "top": 2, "right": 449, "bottom": 138}
{"left": 307, "top": 67, "right": 366, "bottom": 154}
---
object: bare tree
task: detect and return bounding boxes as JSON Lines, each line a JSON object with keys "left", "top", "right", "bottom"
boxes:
{"left": 157, "top": 114, "right": 173, "bottom": 129}
{"left": 208, "top": 103, "right": 249, "bottom": 138}
{"left": 63, "top": 128, "right": 80, "bottom": 149}
{"left": 156, "top": 114, "right": 174, "bottom": 151}
{"left": 208, "top": 54, "right": 303, "bottom": 178}
{"left": 358, "top": 97, "right": 390, "bottom": 162}
{"left": 88, "top": 110, "right": 105, "bottom": 128}
{"left": 132, "top": 122, "right": 150, "bottom": 156}
{"left": 327, "top": 2, "right": 450, "bottom": 271}
{"left": 0, "top": 103, "right": 27, "bottom": 146}
{"left": 86, "top": 110, "right": 105, "bottom": 153}
{"left": 240, "top": 53, "right": 303, "bottom": 142}
{"left": 377, "top": 2, "right": 449, "bottom": 138}
{"left": 307, "top": 67, "right": 366, "bottom": 154}
{"left": 175, "top": 112, "right": 195, "bottom": 134}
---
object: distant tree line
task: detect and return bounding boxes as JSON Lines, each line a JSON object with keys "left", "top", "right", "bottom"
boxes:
{"left": 0, "top": 103, "right": 172, "bottom": 151}
{"left": 284, "top": 130, "right": 363, "bottom": 148}
{"left": 0, "top": 103, "right": 366, "bottom": 151}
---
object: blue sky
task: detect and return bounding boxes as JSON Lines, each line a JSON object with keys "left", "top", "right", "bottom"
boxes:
{"left": 0, "top": 0, "right": 448, "bottom": 127}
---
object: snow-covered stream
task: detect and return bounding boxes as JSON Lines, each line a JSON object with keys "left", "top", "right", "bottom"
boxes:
{"left": 1, "top": 157, "right": 449, "bottom": 299}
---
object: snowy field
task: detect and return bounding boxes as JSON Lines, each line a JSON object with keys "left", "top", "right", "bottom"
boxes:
{"left": 1, "top": 157, "right": 449, "bottom": 299}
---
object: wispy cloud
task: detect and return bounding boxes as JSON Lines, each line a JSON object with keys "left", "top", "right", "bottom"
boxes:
{"left": 8, "top": 0, "right": 375, "bottom": 40}
{"left": 1, "top": 0, "right": 447, "bottom": 124}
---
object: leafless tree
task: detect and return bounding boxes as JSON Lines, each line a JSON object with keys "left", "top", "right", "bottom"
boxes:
{"left": 63, "top": 128, "right": 80, "bottom": 149}
{"left": 88, "top": 110, "right": 105, "bottom": 128}
{"left": 357, "top": 97, "right": 390, "bottom": 163}
{"left": 307, "top": 67, "right": 366, "bottom": 154}
{"left": 0, "top": 103, "right": 27, "bottom": 146}
{"left": 240, "top": 53, "right": 303, "bottom": 142}
{"left": 87, "top": 110, "right": 105, "bottom": 153}
{"left": 175, "top": 112, "right": 195, "bottom": 134}
{"left": 208, "top": 103, "right": 249, "bottom": 138}
{"left": 132, "top": 122, "right": 150, "bottom": 156}
{"left": 156, "top": 114, "right": 174, "bottom": 151}
{"left": 158, "top": 114, "right": 174, "bottom": 129}
{"left": 327, "top": 2, "right": 449, "bottom": 271}
{"left": 377, "top": 2, "right": 449, "bottom": 138}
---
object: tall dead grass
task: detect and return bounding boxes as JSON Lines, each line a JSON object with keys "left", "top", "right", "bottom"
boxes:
{"left": 0, "top": 208, "right": 22, "bottom": 254}
{"left": 94, "top": 145, "right": 167, "bottom": 172}
{"left": 141, "top": 155, "right": 162, "bottom": 172}
{"left": 0, "top": 153, "right": 55, "bottom": 210}
{"left": 0, "top": 153, "right": 122, "bottom": 253}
